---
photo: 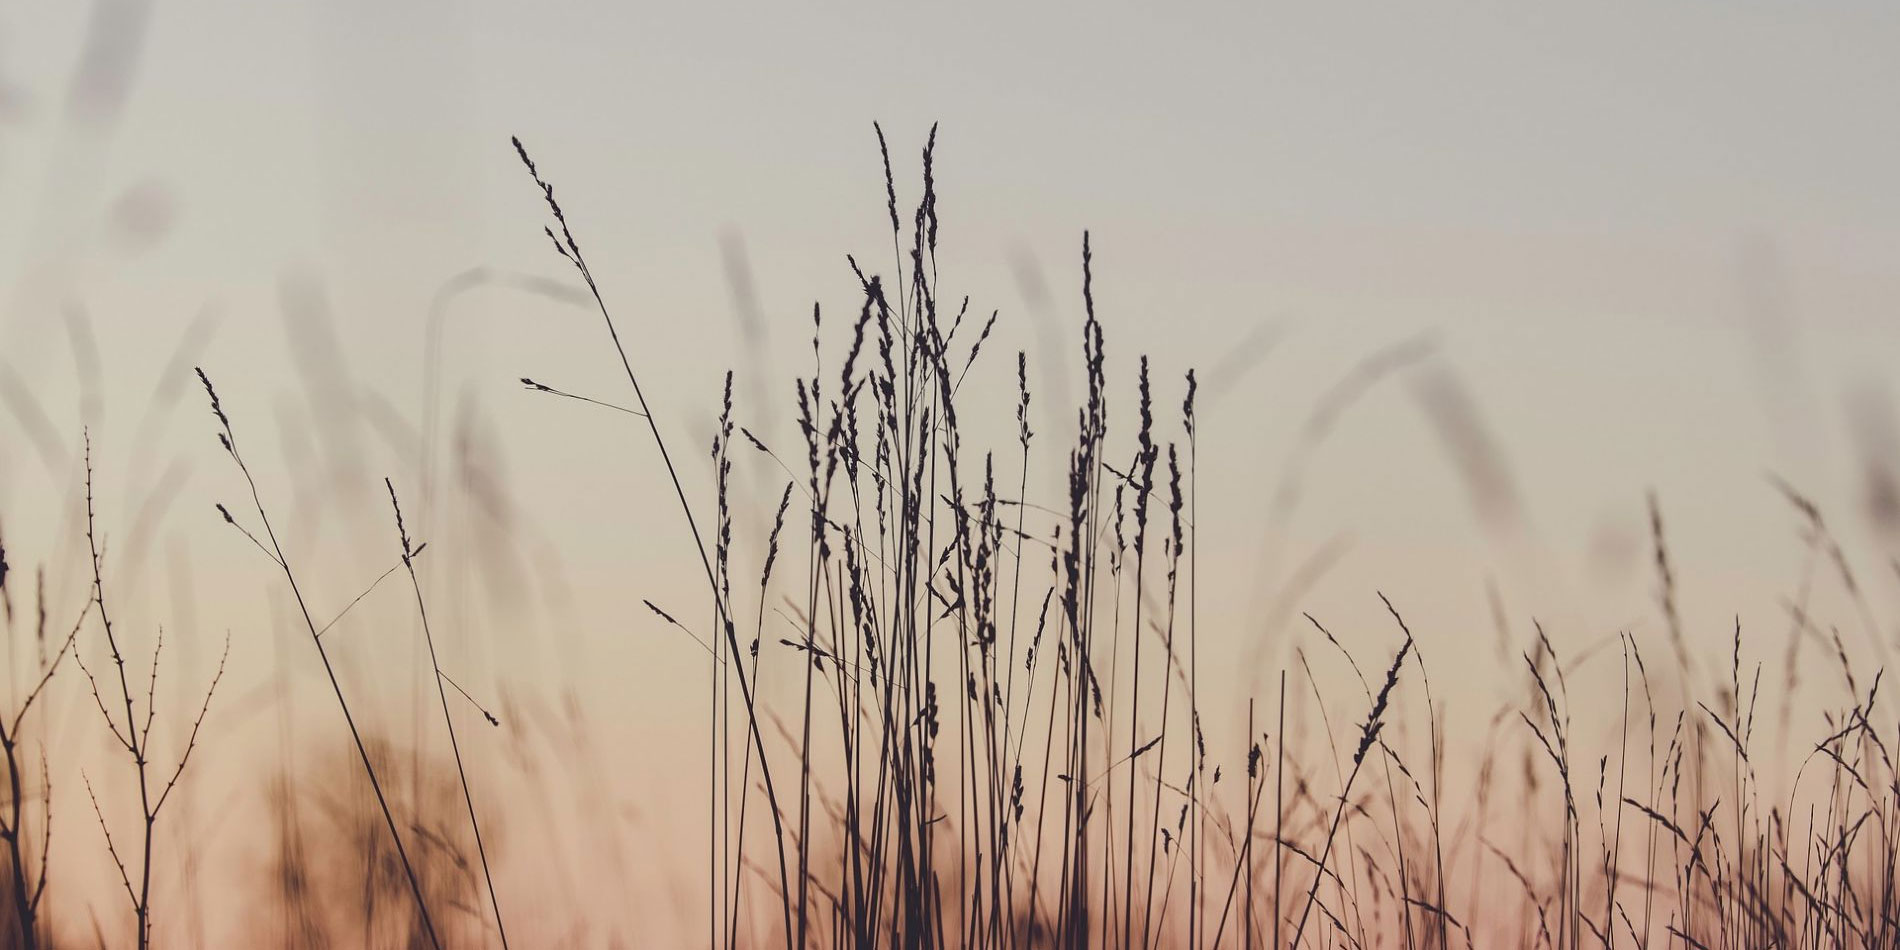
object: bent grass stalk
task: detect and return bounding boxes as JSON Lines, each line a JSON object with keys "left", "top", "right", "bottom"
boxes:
{"left": 196, "top": 368, "right": 444, "bottom": 950}
{"left": 385, "top": 478, "right": 510, "bottom": 949}
{"left": 511, "top": 136, "right": 796, "bottom": 949}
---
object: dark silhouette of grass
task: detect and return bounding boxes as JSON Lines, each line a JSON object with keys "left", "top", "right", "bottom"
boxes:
{"left": 0, "top": 125, "right": 1894, "bottom": 949}
{"left": 490, "top": 126, "right": 1900, "bottom": 949}
{"left": 71, "top": 436, "right": 228, "bottom": 950}
{"left": 195, "top": 368, "right": 444, "bottom": 950}
{"left": 385, "top": 479, "right": 509, "bottom": 949}
{"left": 494, "top": 127, "right": 1897, "bottom": 950}
{"left": 0, "top": 533, "right": 86, "bottom": 950}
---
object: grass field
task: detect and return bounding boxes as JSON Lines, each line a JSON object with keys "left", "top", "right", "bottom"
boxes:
{"left": 0, "top": 129, "right": 1894, "bottom": 949}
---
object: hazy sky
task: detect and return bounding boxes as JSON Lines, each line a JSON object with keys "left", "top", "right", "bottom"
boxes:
{"left": 8, "top": 0, "right": 1892, "bottom": 623}
{"left": 2, "top": 3, "right": 1898, "bottom": 940}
